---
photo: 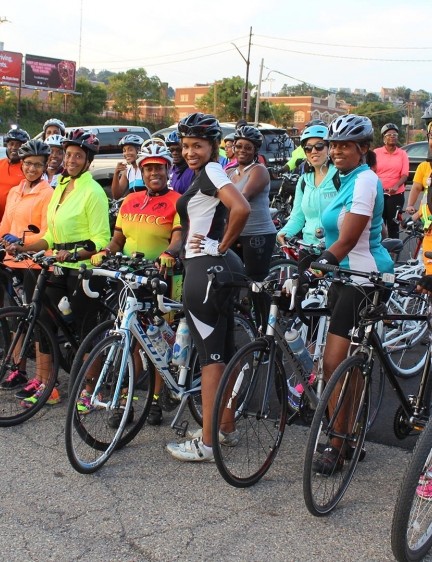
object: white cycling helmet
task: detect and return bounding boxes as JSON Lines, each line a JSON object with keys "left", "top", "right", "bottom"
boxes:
{"left": 43, "top": 118, "right": 66, "bottom": 136}
{"left": 136, "top": 143, "right": 173, "bottom": 168}
{"left": 45, "top": 134, "right": 66, "bottom": 147}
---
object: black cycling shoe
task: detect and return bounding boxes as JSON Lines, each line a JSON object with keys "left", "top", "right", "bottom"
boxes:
{"left": 312, "top": 446, "right": 344, "bottom": 475}
{"left": 108, "top": 406, "right": 134, "bottom": 429}
{"left": 147, "top": 401, "right": 163, "bottom": 426}
{"left": 0, "top": 370, "right": 27, "bottom": 390}
{"left": 316, "top": 442, "right": 366, "bottom": 462}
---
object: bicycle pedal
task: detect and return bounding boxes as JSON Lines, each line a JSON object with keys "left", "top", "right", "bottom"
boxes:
{"left": 174, "top": 419, "right": 189, "bottom": 438}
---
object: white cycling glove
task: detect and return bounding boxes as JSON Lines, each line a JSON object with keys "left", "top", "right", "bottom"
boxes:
{"left": 198, "top": 237, "right": 225, "bottom": 256}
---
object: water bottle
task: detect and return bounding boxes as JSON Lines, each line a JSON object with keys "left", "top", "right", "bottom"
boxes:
{"left": 147, "top": 324, "right": 170, "bottom": 361}
{"left": 58, "top": 296, "right": 74, "bottom": 323}
{"left": 284, "top": 328, "right": 314, "bottom": 374}
{"left": 172, "top": 317, "right": 192, "bottom": 366}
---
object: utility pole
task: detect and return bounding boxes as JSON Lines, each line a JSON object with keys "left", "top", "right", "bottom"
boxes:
{"left": 254, "top": 58, "right": 264, "bottom": 126}
{"left": 232, "top": 27, "right": 252, "bottom": 121}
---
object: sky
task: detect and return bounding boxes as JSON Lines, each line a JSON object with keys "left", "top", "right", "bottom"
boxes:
{"left": 1, "top": 0, "right": 432, "bottom": 97}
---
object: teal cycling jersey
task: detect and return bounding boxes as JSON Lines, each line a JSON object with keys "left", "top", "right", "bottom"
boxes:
{"left": 321, "top": 164, "right": 393, "bottom": 275}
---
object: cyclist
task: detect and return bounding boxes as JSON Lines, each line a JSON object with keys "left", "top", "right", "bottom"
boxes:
{"left": 90, "top": 142, "right": 182, "bottom": 426}
{"left": 223, "top": 133, "right": 236, "bottom": 170}
{"left": 41, "top": 118, "right": 66, "bottom": 141}
{"left": 111, "top": 134, "right": 145, "bottom": 200}
{"left": 276, "top": 123, "right": 339, "bottom": 273}
{"left": 406, "top": 122, "right": 432, "bottom": 214}
{"left": 374, "top": 123, "right": 409, "bottom": 239}
{"left": 44, "top": 134, "right": 65, "bottom": 187}
{"left": 166, "top": 112, "right": 250, "bottom": 462}
{"left": 226, "top": 125, "right": 276, "bottom": 330}
{"left": 305, "top": 115, "right": 393, "bottom": 473}
{"left": 0, "top": 128, "right": 31, "bottom": 220}
{"left": 283, "top": 120, "right": 327, "bottom": 173}
{"left": 0, "top": 140, "right": 53, "bottom": 326}
{"left": 6, "top": 128, "right": 110, "bottom": 408}
{"left": 165, "top": 131, "right": 194, "bottom": 194}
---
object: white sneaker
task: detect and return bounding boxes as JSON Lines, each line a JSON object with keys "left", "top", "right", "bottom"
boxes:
{"left": 187, "top": 427, "right": 240, "bottom": 447}
{"left": 166, "top": 437, "right": 215, "bottom": 462}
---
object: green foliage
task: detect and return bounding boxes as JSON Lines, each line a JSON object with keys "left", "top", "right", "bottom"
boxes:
{"left": 258, "top": 101, "right": 293, "bottom": 127}
{"left": 354, "top": 101, "right": 405, "bottom": 146}
{"left": 197, "top": 76, "right": 245, "bottom": 121}
{"left": 69, "top": 78, "right": 107, "bottom": 117}
{"left": 279, "top": 83, "right": 328, "bottom": 98}
{"left": 108, "top": 68, "right": 162, "bottom": 121}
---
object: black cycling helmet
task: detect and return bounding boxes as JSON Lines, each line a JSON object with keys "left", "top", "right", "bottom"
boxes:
{"left": 4, "top": 128, "right": 31, "bottom": 145}
{"left": 18, "top": 139, "right": 51, "bottom": 160}
{"left": 178, "top": 113, "right": 222, "bottom": 140}
{"left": 43, "top": 118, "right": 66, "bottom": 136}
{"left": 381, "top": 123, "right": 399, "bottom": 136}
{"left": 326, "top": 114, "right": 374, "bottom": 143}
{"left": 62, "top": 128, "right": 100, "bottom": 154}
{"left": 165, "top": 130, "right": 181, "bottom": 146}
{"left": 305, "top": 118, "right": 326, "bottom": 127}
{"left": 234, "top": 125, "right": 263, "bottom": 149}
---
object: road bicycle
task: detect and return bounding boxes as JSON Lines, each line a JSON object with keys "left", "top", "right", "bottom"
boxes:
{"left": 302, "top": 263, "right": 429, "bottom": 516}
{"left": 0, "top": 247, "right": 116, "bottom": 427}
{"left": 65, "top": 262, "right": 256, "bottom": 474}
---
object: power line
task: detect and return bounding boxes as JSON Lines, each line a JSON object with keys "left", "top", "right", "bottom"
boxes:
{"left": 256, "top": 34, "right": 432, "bottom": 51}
{"left": 254, "top": 43, "right": 432, "bottom": 62}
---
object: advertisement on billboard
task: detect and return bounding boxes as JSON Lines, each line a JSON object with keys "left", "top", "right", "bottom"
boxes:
{"left": 24, "top": 54, "right": 76, "bottom": 92}
{"left": 0, "top": 50, "right": 23, "bottom": 87}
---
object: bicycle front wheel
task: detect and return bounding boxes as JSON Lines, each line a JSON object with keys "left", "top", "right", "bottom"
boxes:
{"left": 392, "top": 417, "right": 432, "bottom": 561}
{"left": 212, "top": 339, "right": 288, "bottom": 488}
{"left": 303, "top": 354, "right": 370, "bottom": 516}
{"left": 0, "top": 307, "right": 59, "bottom": 426}
{"left": 65, "top": 333, "right": 154, "bottom": 474}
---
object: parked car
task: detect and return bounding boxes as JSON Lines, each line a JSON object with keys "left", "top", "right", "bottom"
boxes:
{"left": 0, "top": 147, "right": 7, "bottom": 159}
{"left": 401, "top": 141, "right": 429, "bottom": 183}
{"left": 154, "top": 122, "right": 294, "bottom": 196}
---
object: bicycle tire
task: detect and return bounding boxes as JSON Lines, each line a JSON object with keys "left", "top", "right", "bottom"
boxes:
{"left": 212, "top": 338, "right": 288, "bottom": 488}
{"left": 382, "top": 284, "right": 428, "bottom": 379}
{"left": 65, "top": 333, "right": 154, "bottom": 474}
{"left": 0, "top": 306, "right": 60, "bottom": 426}
{"left": 303, "top": 354, "right": 370, "bottom": 515}
{"left": 391, "top": 417, "right": 432, "bottom": 561}
{"left": 399, "top": 234, "right": 422, "bottom": 263}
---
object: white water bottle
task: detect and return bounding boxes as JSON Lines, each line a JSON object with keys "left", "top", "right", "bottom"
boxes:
{"left": 172, "top": 317, "right": 192, "bottom": 366}
{"left": 58, "top": 296, "right": 74, "bottom": 323}
{"left": 284, "top": 328, "right": 313, "bottom": 374}
{"left": 147, "top": 324, "right": 170, "bottom": 360}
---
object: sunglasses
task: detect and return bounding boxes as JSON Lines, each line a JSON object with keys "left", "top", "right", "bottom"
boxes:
{"left": 304, "top": 142, "right": 327, "bottom": 154}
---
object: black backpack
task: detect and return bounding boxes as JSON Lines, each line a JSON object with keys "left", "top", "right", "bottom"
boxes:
{"left": 299, "top": 171, "right": 341, "bottom": 193}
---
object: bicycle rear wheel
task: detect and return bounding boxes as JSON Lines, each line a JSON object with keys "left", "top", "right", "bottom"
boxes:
{"left": 0, "top": 307, "right": 59, "bottom": 426}
{"left": 303, "top": 354, "right": 370, "bottom": 515}
{"left": 383, "top": 287, "right": 428, "bottom": 378}
{"left": 65, "top": 333, "right": 154, "bottom": 474}
{"left": 391, "top": 417, "right": 432, "bottom": 561}
{"left": 212, "top": 338, "right": 288, "bottom": 488}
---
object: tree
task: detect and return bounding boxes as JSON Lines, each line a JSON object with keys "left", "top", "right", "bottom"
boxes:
{"left": 279, "top": 83, "right": 328, "bottom": 98}
{"left": 108, "top": 68, "right": 162, "bottom": 121}
{"left": 354, "top": 101, "right": 405, "bottom": 146}
{"left": 196, "top": 76, "right": 245, "bottom": 121}
{"left": 96, "top": 69, "right": 116, "bottom": 84}
{"left": 258, "top": 101, "right": 294, "bottom": 128}
{"left": 393, "top": 86, "right": 412, "bottom": 102}
{"left": 69, "top": 77, "right": 107, "bottom": 117}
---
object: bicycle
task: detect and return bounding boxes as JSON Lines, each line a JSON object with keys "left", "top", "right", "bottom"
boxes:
{"left": 65, "top": 263, "right": 256, "bottom": 474}
{"left": 210, "top": 266, "right": 339, "bottom": 488}
{"left": 302, "top": 263, "right": 429, "bottom": 516}
{"left": 0, "top": 247, "right": 115, "bottom": 426}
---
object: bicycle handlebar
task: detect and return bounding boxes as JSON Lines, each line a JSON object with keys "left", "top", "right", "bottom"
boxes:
{"left": 309, "top": 262, "right": 415, "bottom": 289}
{"left": 80, "top": 266, "right": 171, "bottom": 313}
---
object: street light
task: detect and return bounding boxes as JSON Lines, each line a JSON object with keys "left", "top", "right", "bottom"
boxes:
{"left": 231, "top": 27, "right": 252, "bottom": 120}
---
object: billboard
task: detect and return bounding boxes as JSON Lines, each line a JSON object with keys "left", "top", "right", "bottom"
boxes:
{"left": 24, "top": 54, "right": 76, "bottom": 92}
{"left": 0, "top": 50, "right": 23, "bottom": 87}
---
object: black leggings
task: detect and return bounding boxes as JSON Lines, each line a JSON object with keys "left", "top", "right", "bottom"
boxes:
{"left": 383, "top": 192, "right": 405, "bottom": 239}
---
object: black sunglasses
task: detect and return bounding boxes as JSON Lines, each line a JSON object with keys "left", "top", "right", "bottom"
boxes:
{"left": 304, "top": 142, "right": 327, "bottom": 154}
